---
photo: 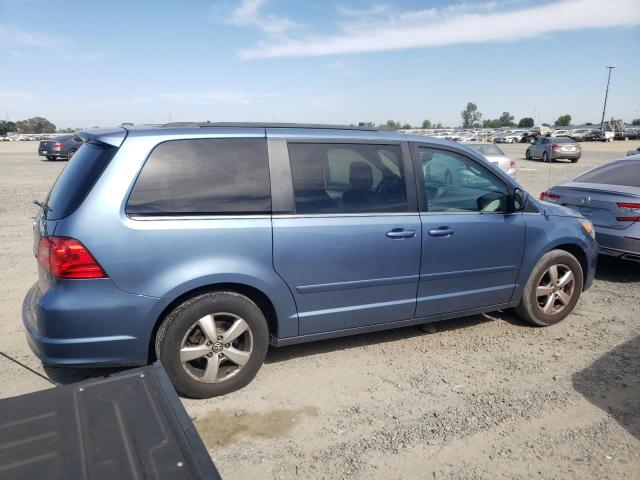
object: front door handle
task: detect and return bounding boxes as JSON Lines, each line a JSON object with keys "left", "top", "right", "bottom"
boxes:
{"left": 428, "top": 227, "right": 455, "bottom": 237}
{"left": 386, "top": 228, "right": 416, "bottom": 239}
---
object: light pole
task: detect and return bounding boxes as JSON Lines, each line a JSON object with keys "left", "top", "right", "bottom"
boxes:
{"left": 600, "top": 65, "right": 616, "bottom": 130}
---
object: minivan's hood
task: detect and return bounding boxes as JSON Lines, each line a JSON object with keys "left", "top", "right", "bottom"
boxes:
{"left": 535, "top": 199, "right": 584, "bottom": 219}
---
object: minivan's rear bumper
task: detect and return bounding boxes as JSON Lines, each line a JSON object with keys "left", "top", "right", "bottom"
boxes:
{"left": 22, "top": 281, "right": 170, "bottom": 367}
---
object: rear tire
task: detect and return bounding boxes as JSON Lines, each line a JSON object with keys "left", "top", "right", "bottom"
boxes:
{"left": 570, "top": 157, "right": 579, "bottom": 163}
{"left": 155, "top": 291, "right": 269, "bottom": 398}
{"left": 46, "top": 155, "right": 55, "bottom": 161}
{"left": 515, "top": 250, "right": 583, "bottom": 326}
{"left": 66, "top": 149, "right": 76, "bottom": 160}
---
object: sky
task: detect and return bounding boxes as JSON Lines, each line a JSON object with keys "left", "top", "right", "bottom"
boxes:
{"left": 1, "top": 0, "right": 639, "bottom": 129}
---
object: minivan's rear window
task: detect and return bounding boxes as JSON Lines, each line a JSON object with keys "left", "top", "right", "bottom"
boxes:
{"left": 126, "top": 138, "right": 271, "bottom": 215}
{"left": 45, "top": 143, "right": 118, "bottom": 220}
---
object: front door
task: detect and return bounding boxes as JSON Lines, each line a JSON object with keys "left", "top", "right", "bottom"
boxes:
{"left": 272, "top": 141, "right": 421, "bottom": 336}
{"left": 412, "top": 145, "right": 526, "bottom": 317}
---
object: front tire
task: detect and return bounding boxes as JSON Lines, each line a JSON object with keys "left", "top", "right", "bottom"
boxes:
{"left": 155, "top": 291, "right": 269, "bottom": 398}
{"left": 525, "top": 149, "right": 531, "bottom": 160}
{"left": 515, "top": 250, "right": 583, "bottom": 326}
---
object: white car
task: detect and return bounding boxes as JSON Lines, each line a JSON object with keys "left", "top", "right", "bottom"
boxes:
{"left": 494, "top": 132, "right": 520, "bottom": 143}
{"left": 462, "top": 142, "right": 517, "bottom": 178}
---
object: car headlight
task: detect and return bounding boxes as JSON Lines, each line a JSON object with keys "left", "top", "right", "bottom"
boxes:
{"left": 581, "top": 220, "right": 595, "bottom": 239}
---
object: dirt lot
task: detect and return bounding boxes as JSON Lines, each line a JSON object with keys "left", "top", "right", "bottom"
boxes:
{"left": 0, "top": 139, "right": 638, "bottom": 479}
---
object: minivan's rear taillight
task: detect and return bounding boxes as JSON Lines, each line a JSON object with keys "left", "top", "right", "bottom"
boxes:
{"left": 53, "top": 142, "right": 63, "bottom": 150}
{"left": 616, "top": 202, "right": 640, "bottom": 222}
{"left": 38, "top": 236, "right": 107, "bottom": 279}
{"left": 540, "top": 191, "right": 560, "bottom": 202}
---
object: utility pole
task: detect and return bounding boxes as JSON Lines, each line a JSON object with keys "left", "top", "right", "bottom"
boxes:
{"left": 600, "top": 65, "right": 616, "bottom": 130}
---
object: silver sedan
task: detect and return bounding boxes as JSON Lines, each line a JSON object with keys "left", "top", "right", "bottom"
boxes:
{"left": 540, "top": 157, "right": 640, "bottom": 262}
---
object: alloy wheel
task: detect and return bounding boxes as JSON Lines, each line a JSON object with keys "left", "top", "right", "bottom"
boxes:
{"left": 535, "top": 264, "right": 575, "bottom": 316}
{"left": 180, "top": 312, "right": 253, "bottom": 383}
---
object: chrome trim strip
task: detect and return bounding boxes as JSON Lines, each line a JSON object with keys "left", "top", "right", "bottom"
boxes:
{"left": 128, "top": 214, "right": 271, "bottom": 221}
{"left": 296, "top": 274, "right": 419, "bottom": 294}
{"left": 297, "top": 297, "right": 416, "bottom": 318}
{"left": 273, "top": 212, "right": 418, "bottom": 219}
{"left": 419, "top": 265, "right": 517, "bottom": 281}
{"left": 417, "top": 284, "right": 514, "bottom": 303}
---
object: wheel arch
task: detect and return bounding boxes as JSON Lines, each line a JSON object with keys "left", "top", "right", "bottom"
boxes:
{"left": 148, "top": 282, "right": 280, "bottom": 362}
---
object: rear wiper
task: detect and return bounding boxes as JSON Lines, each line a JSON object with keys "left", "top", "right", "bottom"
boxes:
{"left": 33, "top": 200, "right": 52, "bottom": 214}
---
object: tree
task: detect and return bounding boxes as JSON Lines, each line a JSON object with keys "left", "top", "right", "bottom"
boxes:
{"left": 482, "top": 119, "right": 501, "bottom": 129}
{"left": 421, "top": 119, "right": 432, "bottom": 129}
{"left": 461, "top": 102, "right": 482, "bottom": 128}
{"left": 434, "top": 123, "right": 443, "bottom": 129}
{"left": 15, "top": 116, "right": 56, "bottom": 134}
{"left": 381, "top": 120, "right": 401, "bottom": 130}
{"left": 554, "top": 114, "right": 572, "bottom": 127}
{"left": 499, "top": 112, "right": 515, "bottom": 127}
{"left": 0, "top": 121, "right": 17, "bottom": 136}
{"left": 632, "top": 118, "right": 640, "bottom": 126}
{"left": 517, "top": 117, "right": 534, "bottom": 128}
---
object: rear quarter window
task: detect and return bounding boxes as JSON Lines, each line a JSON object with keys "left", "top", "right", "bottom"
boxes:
{"left": 126, "top": 138, "right": 271, "bottom": 215}
{"left": 574, "top": 161, "right": 640, "bottom": 187}
{"left": 45, "top": 143, "right": 118, "bottom": 220}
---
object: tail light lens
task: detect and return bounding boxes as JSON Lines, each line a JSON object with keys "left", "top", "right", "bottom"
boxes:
{"left": 616, "top": 202, "right": 640, "bottom": 222}
{"left": 53, "top": 142, "right": 63, "bottom": 150}
{"left": 509, "top": 160, "right": 516, "bottom": 169}
{"left": 540, "top": 191, "right": 560, "bottom": 202}
{"left": 551, "top": 143, "right": 560, "bottom": 150}
{"left": 38, "top": 236, "right": 107, "bottom": 279}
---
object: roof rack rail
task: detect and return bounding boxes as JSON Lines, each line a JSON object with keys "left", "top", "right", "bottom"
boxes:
{"left": 160, "top": 122, "right": 381, "bottom": 131}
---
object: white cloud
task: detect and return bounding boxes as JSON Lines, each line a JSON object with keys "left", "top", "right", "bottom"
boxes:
{"left": 239, "top": 0, "right": 640, "bottom": 59}
{"left": 223, "top": 0, "right": 300, "bottom": 36}
{"left": 0, "top": 25, "right": 65, "bottom": 49}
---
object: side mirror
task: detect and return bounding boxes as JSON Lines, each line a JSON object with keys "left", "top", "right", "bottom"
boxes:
{"left": 513, "top": 188, "right": 525, "bottom": 211}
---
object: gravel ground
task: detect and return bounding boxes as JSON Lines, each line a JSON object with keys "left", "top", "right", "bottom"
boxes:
{"left": 0, "top": 139, "right": 638, "bottom": 479}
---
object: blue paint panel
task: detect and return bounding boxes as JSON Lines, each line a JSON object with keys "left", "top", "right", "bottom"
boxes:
{"left": 417, "top": 213, "right": 526, "bottom": 316}
{"left": 273, "top": 215, "right": 421, "bottom": 335}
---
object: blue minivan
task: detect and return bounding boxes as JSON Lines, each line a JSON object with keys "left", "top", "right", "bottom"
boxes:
{"left": 24, "top": 123, "right": 597, "bottom": 398}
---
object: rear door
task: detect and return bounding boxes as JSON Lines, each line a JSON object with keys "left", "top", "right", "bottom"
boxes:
{"left": 270, "top": 134, "right": 421, "bottom": 336}
{"left": 411, "top": 144, "right": 526, "bottom": 317}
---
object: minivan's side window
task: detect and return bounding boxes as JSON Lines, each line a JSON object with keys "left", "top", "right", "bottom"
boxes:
{"left": 417, "top": 147, "right": 509, "bottom": 213}
{"left": 127, "top": 138, "right": 271, "bottom": 215}
{"left": 287, "top": 143, "right": 407, "bottom": 214}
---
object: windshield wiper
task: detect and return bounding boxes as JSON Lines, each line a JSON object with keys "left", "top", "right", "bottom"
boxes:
{"left": 33, "top": 199, "right": 52, "bottom": 214}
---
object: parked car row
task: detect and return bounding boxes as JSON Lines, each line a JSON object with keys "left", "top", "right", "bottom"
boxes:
{"left": 401, "top": 126, "right": 635, "bottom": 145}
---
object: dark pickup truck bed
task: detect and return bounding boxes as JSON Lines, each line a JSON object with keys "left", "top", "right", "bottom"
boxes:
{"left": 0, "top": 363, "right": 220, "bottom": 479}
